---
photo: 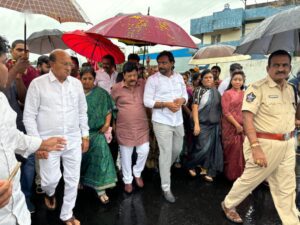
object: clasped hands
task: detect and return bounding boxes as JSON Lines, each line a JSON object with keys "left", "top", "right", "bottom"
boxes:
{"left": 165, "top": 98, "right": 185, "bottom": 113}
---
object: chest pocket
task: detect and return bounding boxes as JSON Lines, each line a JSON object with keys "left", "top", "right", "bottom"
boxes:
{"left": 264, "top": 96, "right": 282, "bottom": 115}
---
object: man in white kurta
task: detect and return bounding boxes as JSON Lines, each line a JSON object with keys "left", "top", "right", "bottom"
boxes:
{"left": 0, "top": 91, "right": 42, "bottom": 225}
{"left": 23, "top": 50, "right": 89, "bottom": 224}
{"left": 0, "top": 51, "right": 66, "bottom": 225}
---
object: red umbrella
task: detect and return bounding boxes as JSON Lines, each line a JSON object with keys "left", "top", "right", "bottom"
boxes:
{"left": 62, "top": 30, "right": 125, "bottom": 64}
{"left": 86, "top": 13, "right": 197, "bottom": 49}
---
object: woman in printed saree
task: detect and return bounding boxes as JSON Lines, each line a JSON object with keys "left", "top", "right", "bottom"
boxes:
{"left": 221, "top": 71, "right": 245, "bottom": 181}
{"left": 79, "top": 66, "right": 117, "bottom": 204}
{"left": 187, "top": 69, "right": 223, "bottom": 182}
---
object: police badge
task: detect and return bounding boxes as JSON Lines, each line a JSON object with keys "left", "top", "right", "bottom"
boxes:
{"left": 246, "top": 92, "right": 256, "bottom": 102}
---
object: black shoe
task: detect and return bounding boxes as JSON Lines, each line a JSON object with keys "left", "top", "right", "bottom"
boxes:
{"left": 36, "top": 184, "right": 45, "bottom": 194}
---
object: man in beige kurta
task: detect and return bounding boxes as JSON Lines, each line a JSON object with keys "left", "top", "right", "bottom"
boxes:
{"left": 222, "top": 50, "right": 299, "bottom": 225}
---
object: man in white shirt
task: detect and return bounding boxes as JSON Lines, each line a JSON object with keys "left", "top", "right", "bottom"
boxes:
{"left": 95, "top": 54, "right": 118, "bottom": 94}
{"left": 0, "top": 37, "right": 66, "bottom": 225}
{"left": 144, "top": 51, "right": 188, "bottom": 203}
{"left": 23, "top": 49, "right": 89, "bottom": 225}
{"left": 218, "top": 63, "right": 243, "bottom": 95}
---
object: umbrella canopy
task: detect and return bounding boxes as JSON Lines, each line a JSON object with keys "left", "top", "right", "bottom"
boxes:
{"left": 0, "top": 0, "right": 90, "bottom": 23}
{"left": 235, "top": 6, "right": 300, "bottom": 55}
{"left": 27, "top": 29, "right": 68, "bottom": 54}
{"left": 62, "top": 30, "right": 125, "bottom": 64}
{"left": 87, "top": 13, "right": 197, "bottom": 49}
{"left": 189, "top": 44, "right": 250, "bottom": 65}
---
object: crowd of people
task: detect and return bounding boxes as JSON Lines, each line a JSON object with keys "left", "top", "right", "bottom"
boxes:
{"left": 0, "top": 35, "right": 300, "bottom": 225}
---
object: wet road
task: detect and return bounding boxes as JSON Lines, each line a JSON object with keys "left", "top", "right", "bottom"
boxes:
{"left": 31, "top": 168, "right": 281, "bottom": 225}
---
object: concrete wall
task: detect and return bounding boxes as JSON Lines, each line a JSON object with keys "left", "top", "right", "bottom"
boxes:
{"left": 214, "top": 57, "right": 300, "bottom": 84}
{"left": 202, "top": 29, "right": 242, "bottom": 45}
{"left": 244, "top": 22, "right": 261, "bottom": 35}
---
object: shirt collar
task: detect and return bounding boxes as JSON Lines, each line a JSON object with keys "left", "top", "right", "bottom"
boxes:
{"left": 158, "top": 71, "right": 176, "bottom": 78}
{"left": 49, "top": 70, "right": 70, "bottom": 83}
{"left": 267, "top": 75, "right": 287, "bottom": 89}
{"left": 121, "top": 79, "right": 141, "bottom": 88}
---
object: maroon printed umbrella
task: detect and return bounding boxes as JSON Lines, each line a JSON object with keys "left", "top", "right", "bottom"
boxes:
{"left": 86, "top": 13, "right": 197, "bottom": 49}
{"left": 0, "top": 0, "right": 90, "bottom": 50}
{"left": 62, "top": 30, "right": 125, "bottom": 64}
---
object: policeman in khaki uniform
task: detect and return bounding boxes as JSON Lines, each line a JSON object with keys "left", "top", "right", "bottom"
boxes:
{"left": 221, "top": 50, "right": 300, "bottom": 225}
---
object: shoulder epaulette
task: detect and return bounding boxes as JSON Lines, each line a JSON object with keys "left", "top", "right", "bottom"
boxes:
{"left": 250, "top": 78, "right": 267, "bottom": 89}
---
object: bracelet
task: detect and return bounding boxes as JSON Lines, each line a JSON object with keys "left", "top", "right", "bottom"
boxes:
{"left": 250, "top": 142, "right": 260, "bottom": 148}
{"left": 82, "top": 136, "right": 89, "bottom": 140}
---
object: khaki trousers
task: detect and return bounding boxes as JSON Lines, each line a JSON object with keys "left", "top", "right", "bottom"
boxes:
{"left": 224, "top": 137, "right": 299, "bottom": 225}
{"left": 152, "top": 122, "right": 184, "bottom": 191}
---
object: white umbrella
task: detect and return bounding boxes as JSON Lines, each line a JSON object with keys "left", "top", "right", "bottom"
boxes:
{"left": 27, "top": 29, "right": 68, "bottom": 54}
{"left": 235, "top": 6, "right": 300, "bottom": 55}
{"left": 189, "top": 44, "right": 250, "bottom": 65}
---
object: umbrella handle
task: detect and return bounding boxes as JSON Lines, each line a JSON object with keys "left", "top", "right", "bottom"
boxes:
{"left": 24, "top": 16, "right": 27, "bottom": 54}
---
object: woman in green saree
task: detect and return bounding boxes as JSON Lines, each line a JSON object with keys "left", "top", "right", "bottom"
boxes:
{"left": 79, "top": 66, "right": 117, "bottom": 204}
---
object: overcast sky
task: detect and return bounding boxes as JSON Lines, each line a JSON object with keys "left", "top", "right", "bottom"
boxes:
{"left": 0, "top": 0, "right": 273, "bottom": 60}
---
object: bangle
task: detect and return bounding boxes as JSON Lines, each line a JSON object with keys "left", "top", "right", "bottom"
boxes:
{"left": 250, "top": 142, "right": 260, "bottom": 148}
{"left": 82, "top": 136, "right": 89, "bottom": 140}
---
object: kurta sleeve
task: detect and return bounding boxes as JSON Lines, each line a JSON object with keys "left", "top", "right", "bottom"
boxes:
{"left": 143, "top": 77, "right": 156, "bottom": 108}
{"left": 14, "top": 131, "right": 42, "bottom": 158}
{"left": 77, "top": 81, "right": 89, "bottom": 137}
{"left": 23, "top": 80, "right": 41, "bottom": 138}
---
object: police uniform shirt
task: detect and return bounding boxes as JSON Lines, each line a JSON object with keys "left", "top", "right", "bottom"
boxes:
{"left": 242, "top": 75, "right": 295, "bottom": 134}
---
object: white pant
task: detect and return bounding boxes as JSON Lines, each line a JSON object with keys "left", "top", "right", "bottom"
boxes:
{"left": 120, "top": 142, "right": 149, "bottom": 184}
{"left": 39, "top": 143, "right": 82, "bottom": 221}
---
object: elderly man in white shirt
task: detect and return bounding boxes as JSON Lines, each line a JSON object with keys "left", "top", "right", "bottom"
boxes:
{"left": 0, "top": 42, "right": 66, "bottom": 225}
{"left": 23, "top": 50, "right": 89, "bottom": 225}
{"left": 94, "top": 54, "right": 118, "bottom": 94}
{"left": 144, "top": 51, "right": 188, "bottom": 203}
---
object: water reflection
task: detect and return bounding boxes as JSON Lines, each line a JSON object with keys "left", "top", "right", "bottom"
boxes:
{"left": 116, "top": 192, "right": 147, "bottom": 225}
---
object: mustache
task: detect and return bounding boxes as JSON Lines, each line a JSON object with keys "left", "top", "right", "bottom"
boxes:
{"left": 276, "top": 71, "right": 286, "bottom": 75}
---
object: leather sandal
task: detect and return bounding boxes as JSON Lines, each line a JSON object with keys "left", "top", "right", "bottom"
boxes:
{"left": 221, "top": 201, "right": 243, "bottom": 224}
{"left": 200, "top": 167, "right": 207, "bottom": 175}
{"left": 204, "top": 175, "right": 214, "bottom": 182}
{"left": 63, "top": 216, "right": 80, "bottom": 225}
{"left": 44, "top": 194, "right": 56, "bottom": 210}
{"left": 188, "top": 169, "right": 197, "bottom": 177}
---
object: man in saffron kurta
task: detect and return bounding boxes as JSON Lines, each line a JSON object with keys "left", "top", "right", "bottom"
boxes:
{"left": 111, "top": 62, "right": 149, "bottom": 193}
